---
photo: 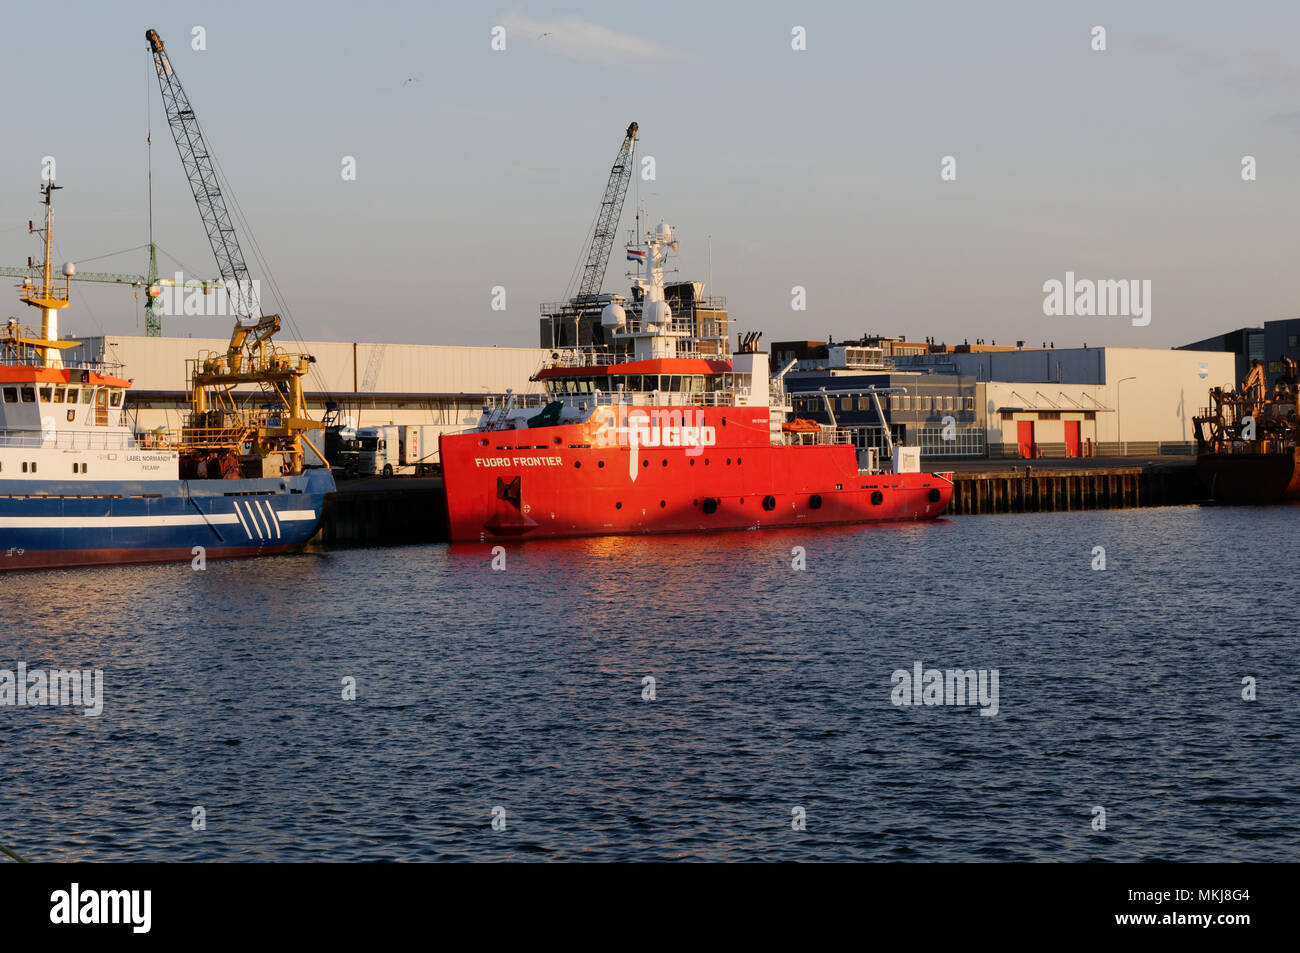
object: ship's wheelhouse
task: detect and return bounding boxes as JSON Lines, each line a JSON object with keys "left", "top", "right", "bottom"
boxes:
{"left": 0, "top": 368, "right": 131, "bottom": 431}
{"left": 536, "top": 358, "right": 737, "bottom": 401}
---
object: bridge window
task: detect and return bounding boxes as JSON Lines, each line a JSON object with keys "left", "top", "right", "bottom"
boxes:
{"left": 39, "top": 387, "right": 53, "bottom": 402}
{"left": 81, "top": 389, "right": 93, "bottom": 404}
{"left": 20, "top": 387, "right": 35, "bottom": 402}
{"left": 669, "top": 375, "right": 682, "bottom": 391}
{"left": 110, "top": 390, "right": 123, "bottom": 407}
{"left": 52, "top": 388, "right": 64, "bottom": 403}
{"left": 2, "top": 387, "right": 15, "bottom": 403}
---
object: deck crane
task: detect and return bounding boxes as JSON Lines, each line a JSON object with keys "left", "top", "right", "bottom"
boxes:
{"left": 145, "top": 27, "right": 324, "bottom": 476}
{"left": 573, "top": 121, "right": 637, "bottom": 304}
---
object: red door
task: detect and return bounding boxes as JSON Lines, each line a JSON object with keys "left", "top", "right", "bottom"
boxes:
{"left": 1017, "top": 420, "right": 1035, "bottom": 458}
{"left": 1064, "top": 420, "right": 1080, "bottom": 458}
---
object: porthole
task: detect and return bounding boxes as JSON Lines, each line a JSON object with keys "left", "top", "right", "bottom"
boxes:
{"left": 689, "top": 459, "right": 695, "bottom": 466}
{"left": 659, "top": 500, "right": 666, "bottom": 508}
{"left": 598, "top": 460, "right": 605, "bottom": 468}
{"left": 642, "top": 459, "right": 649, "bottom": 468}
{"left": 761, "top": 495, "right": 776, "bottom": 511}
{"left": 870, "top": 490, "right": 884, "bottom": 506}
{"left": 479, "top": 438, "right": 488, "bottom": 446}
{"left": 809, "top": 494, "right": 822, "bottom": 509}
{"left": 726, "top": 457, "right": 732, "bottom": 465}
{"left": 616, "top": 501, "right": 622, "bottom": 509}
{"left": 928, "top": 488, "right": 941, "bottom": 503}
{"left": 574, "top": 461, "right": 581, "bottom": 468}
{"left": 702, "top": 497, "right": 719, "bottom": 514}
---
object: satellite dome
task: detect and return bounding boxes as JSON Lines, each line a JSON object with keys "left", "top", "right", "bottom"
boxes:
{"left": 601, "top": 302, "right": 626, "bottom": 329}
{"left": 62, "top": 262, "right": 76, "bottom": 277}
{"left": 644, "top": 300, "right": 672, "bottom": 328}
{"left": 655, "top": 222, "right": 673, "bottom": 243}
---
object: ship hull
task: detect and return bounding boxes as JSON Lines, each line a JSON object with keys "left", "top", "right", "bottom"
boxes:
{"left": 1197, "top": 449, "right": 1300, "bottom": 504}
{"left": 0, "top": 468, "right": 335, "bottom": 571}
{"left": 440, "top": 408, "right": 951, "bottom": 542}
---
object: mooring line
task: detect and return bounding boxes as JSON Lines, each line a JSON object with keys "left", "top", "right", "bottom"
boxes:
{"left": 0, "top": 843, "right": 29, "bottom": 863}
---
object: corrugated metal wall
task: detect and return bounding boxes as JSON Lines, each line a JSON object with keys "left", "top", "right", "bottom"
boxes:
{"left": 68, "top": 336, "right": 549, "bottom": 396}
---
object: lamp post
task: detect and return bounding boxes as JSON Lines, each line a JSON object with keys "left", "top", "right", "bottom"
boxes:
{"left": 1116, "top": 376, "right": 1137, "bottom": 457}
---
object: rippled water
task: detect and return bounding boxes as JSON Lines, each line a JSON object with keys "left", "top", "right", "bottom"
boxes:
{"left": 1, "top": 506, "right": 1297, "bottom": 861}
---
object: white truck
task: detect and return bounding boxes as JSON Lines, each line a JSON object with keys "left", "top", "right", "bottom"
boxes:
{"left": 357, "top": 424, "right": 440, "bottom": 477}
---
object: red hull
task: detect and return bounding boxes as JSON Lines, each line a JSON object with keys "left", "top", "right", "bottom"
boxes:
{"left": 440, "top": 406, "right": 952, "bottom": 542}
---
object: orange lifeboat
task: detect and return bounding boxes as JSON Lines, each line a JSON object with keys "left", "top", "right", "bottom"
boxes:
{"left": 782, "top": 418, "right": 822, "bottom": 434}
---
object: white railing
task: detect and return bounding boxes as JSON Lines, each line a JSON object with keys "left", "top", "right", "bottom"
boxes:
{"left": 0, "top": 429, "right": 141, "bottom": 451}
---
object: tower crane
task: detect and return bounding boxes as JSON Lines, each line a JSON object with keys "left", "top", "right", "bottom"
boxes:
{"left": 0, "top": 261, "right": 221, "bottom": 338}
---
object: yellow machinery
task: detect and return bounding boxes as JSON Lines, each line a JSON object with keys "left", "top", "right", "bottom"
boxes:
{"left": 146, "top": 27, "right": 325, "bottom": 477}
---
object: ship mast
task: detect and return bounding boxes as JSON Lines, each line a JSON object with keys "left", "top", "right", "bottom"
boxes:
{"left": 17, "top": 183, "right": 74, "bottom": 369}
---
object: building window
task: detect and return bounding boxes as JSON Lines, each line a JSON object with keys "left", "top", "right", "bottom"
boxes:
{"left": 1084, "top": 411, "right": 1096, "bottom": 421}
{"left": 1290, "top": 335, "right": 1299, "bottom": 348}
{"left": 1001, "top": 411, "right": 1014, "bottom": 421}
{"left": 1039, "top": 411, "right": 1060, "bottom": 420}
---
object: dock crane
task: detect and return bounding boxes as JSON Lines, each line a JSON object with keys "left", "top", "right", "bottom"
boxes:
{"left": 145, "top": 27, "right": 323, "bottom": 476}
{"left": 573, "top": 122, "right": 638, "bottom": 304}
{"left": 546, "top": 122, "right": 638, "bottom": 350}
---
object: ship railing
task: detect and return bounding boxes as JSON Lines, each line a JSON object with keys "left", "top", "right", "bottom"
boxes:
{"left": 151, "top": 426, "right": 256, "bottom": 451}
{"left": 545, "top": 345, "right": 729, "bottom": 368}
{"left": 0, "top": 429, "right": 139, "bottom": 451}
{"left": 0, "top": 354, "right": 127, "bottom": 374}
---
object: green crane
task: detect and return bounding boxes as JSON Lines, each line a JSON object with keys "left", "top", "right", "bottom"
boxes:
{"left": 0, "top": 251, "right": 221, "bottom": 337}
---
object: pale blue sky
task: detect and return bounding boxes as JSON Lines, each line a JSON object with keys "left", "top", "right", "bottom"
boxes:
{"left": 3, "top": 1, "right": 1299, "bottom": 349}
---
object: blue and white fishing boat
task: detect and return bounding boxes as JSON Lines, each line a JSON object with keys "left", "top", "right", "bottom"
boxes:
{"left": 0, "top": 183, "right": 333, "bottom": 571}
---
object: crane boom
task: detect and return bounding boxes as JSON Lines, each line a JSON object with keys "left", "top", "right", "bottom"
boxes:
{"left": 145, "top": 29, "right": 258, "bottom": 330}
{"left": 142, "top": 27, "right": 323, "bottom": 476}
{"left": 574, "top": 122, "right": 637, "bottom": 302}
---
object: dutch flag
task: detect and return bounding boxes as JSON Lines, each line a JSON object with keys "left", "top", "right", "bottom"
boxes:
{"left": 626, "top": 248, "right": 645, "bottom": 263}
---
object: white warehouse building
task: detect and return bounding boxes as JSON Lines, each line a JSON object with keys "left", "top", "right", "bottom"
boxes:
{"left": 65, "top": 335, "right": 550, "bottom": 461}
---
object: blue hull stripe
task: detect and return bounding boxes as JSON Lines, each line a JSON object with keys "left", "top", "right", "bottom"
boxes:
{"left": 0, "top": 469, "right": 335, "bottom": 563}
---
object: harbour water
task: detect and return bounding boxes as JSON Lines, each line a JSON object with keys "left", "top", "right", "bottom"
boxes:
{"left": 2, "top": 506, "right": 1297, "bottom": 861}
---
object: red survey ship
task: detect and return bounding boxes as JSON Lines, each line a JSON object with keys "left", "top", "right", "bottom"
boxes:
{"left": 440, "top": 221, "right": 952, "bottom": 541}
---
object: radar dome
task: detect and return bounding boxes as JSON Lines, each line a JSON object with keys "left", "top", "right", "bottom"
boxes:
{"left": 655, "top": 222, "right": 673, "bottom": 243}
{"left": 644, "top": 300, "right": 672, "bottom": 328}
{"left": 601, "top": 302, "right": 626, "bottom": 329}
